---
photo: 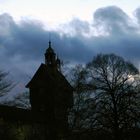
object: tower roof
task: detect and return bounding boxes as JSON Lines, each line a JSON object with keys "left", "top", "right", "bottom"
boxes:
{"left": 26, "top": 63, "right": 73, "bottom": 90}
{"left": 45, "top": 41, "right": 55, "bottom": 55}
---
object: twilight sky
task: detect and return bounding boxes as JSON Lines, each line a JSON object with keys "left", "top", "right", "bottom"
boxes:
{"left": 0, "top": 0, "right": 140, "bottom": 99}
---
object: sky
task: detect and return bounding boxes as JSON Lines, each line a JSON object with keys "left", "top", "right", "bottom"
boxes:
{"left": 0, "top": 0, "right": 140, "bottom": 27}
{"left": 0, "top": 0, "right": 140, "bottom": 100}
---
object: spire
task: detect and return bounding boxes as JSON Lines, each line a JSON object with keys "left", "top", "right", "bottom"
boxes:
{"left": 44, "top": 41, "right": 61, "bottom": 71}
{"left": 48, "top": 32, "right": 52, "bottom": 49}
{"left": 45, "top": 41, "right": 55, "bottom": 66}
{"left": 49, "top": 40, "right": 51, "bottom": 47}
{"left": 46, "top": 41, "right": 54, "bottom": 54}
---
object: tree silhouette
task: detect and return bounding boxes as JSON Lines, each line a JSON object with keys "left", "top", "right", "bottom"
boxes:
{"left": 3, "top": 92, "right": 31, "bottom": 109}
{"left": 0, "top": 70, "right": 13, "bottom": 96}
{"left": 86, "top": 54, "right": 140, "bottom": 140}
{"left": 68, "top": 65, "right": 97, "bottom": 133}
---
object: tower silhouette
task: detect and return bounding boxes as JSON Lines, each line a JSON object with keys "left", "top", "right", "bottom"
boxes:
{"left": 26, "top": 41, "right": 73, "bottom": 139}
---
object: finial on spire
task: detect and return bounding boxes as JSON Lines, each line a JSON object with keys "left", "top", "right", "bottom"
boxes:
{"left": 48, "top": 32, "right": 52, "bottom": 48}
{"left": 49, "top": 40, "right": 51, "bottom": 48}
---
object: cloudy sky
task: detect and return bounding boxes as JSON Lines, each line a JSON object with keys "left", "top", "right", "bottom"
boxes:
{"left": 0, "top": 0, "right": 140, "bottom": 97}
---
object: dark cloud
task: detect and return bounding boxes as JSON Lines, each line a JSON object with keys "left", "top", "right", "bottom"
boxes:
{"left": 60, "top": 18, "right": 90, "bottom": 36}
{"left": 0, "top": 14, "right": 92, "bottom": 63}
{"left": 93, "top": 6, "right": 137, "bottom": 35}
{"left": 91, "top": 6, "right": 140, "bottom": 64}
{"left": 0, "top": 6, "right": 140, "bottom": 95}
{"left": 0, "top": 14, "right": 48, "bottom": 60}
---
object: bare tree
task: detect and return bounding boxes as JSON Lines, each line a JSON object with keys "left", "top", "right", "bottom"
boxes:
{"left": 3, "top": 91, "right": 31, "bottom": 109}
{"left": 86, "top": 54, "right": 140, "bottom": 140}
{"left": 68, "top": 65, "right": 97, "bottom": 130}
{"left": 0, "top": 70, "right": 13, "bottom": 96}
